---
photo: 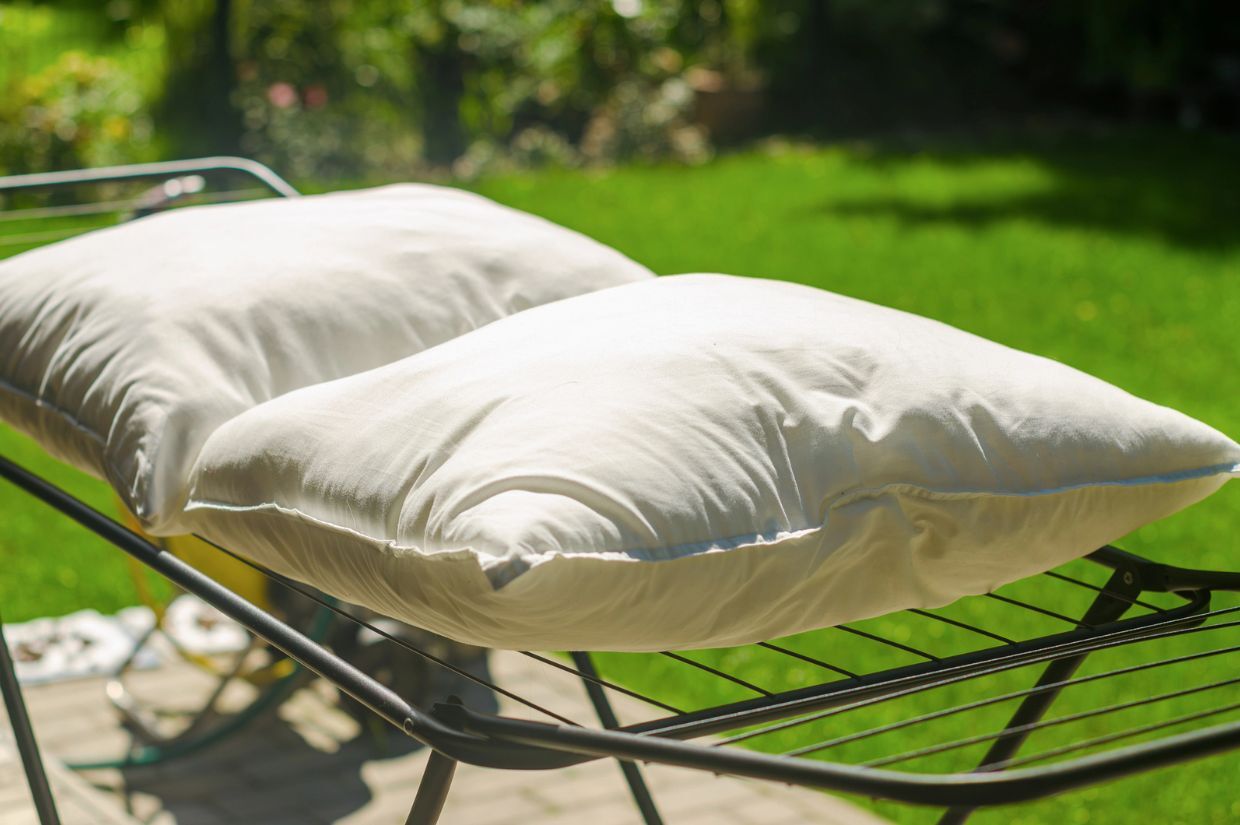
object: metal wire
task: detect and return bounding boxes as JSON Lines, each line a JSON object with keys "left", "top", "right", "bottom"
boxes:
{"left": 188, "top": 534, "right": 1240, "bottom": 776}
{"left": 0, "top": 188, "right": 270, "bottom": 233}
{"left": 704, "top": 610, "right": 1240, "bottom": 748}
{"left": 655, "top": 571, "right": 1164, "bottom": 711}
{"left": 990, "top": 701, "right": 1240, "bottom": 772}
{"left": 865, "top": 674, "right": 1240, "bottom": 768}
{"left": 206, "top": 527, "right": 1234, "bottom": 758}
{"left": 907, "top": 609, "right": 1016, "bottom": 646}
{"left": 770, "top": 641, "right": 1240, "bottom": 756}
{"left": 658, "top": 652, "right": 773, "bottom": 696}
{"left": 0, "top": 197, "right": 138, "bottom": 221}
{"left": 835, "top": 624, "right": 941, "bottom": 660}
{"left": 195, "top": 536, "right": 582, "bottom": 727}
{"left": 519, "top": 652, "right": 684, "bottom": 715}
{"left": 10, "top": 176, "right": 1236, "bottom": 794}
{"left": 655, "top": 570, "right": 1162, "bottom": 699}
{"left": 191, "top": 528, "right": 1240, "bottom": 772}
{"left": 1043, "top": 570, "right": 1167, "bottom": 613}
{"left": 984, "top": 592, "right": 1093, "bottom": 627}
{"left": 755, "top": 642, "right": 858, "bottom": 679}
{"left": 7, "top": 169, "right": 1240, "bottom": 807}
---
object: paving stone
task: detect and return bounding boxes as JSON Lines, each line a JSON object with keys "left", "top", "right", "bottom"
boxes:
{"left": 0, "top": 734, "right": 140, "bottom": 825}
{"left": 2, "top": 650, "right": 888, "bottom": 824}
{"left": 145, "top": 802, "right": 228, "bottom": 825}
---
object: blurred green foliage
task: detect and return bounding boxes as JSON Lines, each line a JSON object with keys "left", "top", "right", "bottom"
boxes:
{"left": 0, "top": 2, "right": 164, "bottom": 173}
{"left": 0, "top": 51, "right": 155, "bottom": 174}
{"left": 753, "top": 0, "right": 1240, "bottom": 134}
{"left": 220, "top": 0, "right": 726, "bottom": 178}
{"left": 2, "top": 1, "right": 1239, "bottom": 178}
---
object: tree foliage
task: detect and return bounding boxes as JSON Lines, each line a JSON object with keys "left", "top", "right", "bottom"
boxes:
{"left": 2, "top": 0, "right": 1237, "bottom": 178}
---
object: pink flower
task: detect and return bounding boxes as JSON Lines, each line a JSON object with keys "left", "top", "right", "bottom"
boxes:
{"left": 267, "top": 82, "right": 297, "bottom": 109}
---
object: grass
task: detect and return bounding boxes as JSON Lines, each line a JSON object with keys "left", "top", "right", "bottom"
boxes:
{"left": 2, "top": 128, "right": 1238, "bottom": 823}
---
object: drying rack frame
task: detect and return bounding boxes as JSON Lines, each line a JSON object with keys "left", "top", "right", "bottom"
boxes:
{"left": 0, "top": 159, "right": 1237, "bottom": 825}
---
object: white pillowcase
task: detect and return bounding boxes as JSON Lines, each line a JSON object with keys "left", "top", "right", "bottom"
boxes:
{"left": 184, "top": 274, "right": 1240, "bottom": 651}
{"left": 0, "top": 184, "right": 652, "bottom": 530}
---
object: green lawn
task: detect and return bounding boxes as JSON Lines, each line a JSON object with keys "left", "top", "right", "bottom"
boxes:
{"left": 2, "top": 129, "right": 1238, "bottom": 823}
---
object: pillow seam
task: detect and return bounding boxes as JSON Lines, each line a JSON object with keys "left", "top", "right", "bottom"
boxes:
{"left": 183, "top": 460, "right": 1238, "bottom": 565}
{"left": 0, "top": 376, "right": 107, "bottom": 448}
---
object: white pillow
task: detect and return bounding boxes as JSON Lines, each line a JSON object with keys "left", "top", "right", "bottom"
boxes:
{"left": 0, "top": 184, "right": 652, "bottom": 530}
{"left": 184, "top": 274, "right": 1239, "bottom": 651}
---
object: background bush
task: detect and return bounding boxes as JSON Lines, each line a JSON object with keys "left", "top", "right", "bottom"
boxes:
{"left": 0, "top": 51, "right": 154, "bottom": 174}
{"left": 2, "top": 0, "right": 1238, "bottom": 178}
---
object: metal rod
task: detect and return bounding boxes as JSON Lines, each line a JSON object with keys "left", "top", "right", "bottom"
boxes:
{"left": 0, "top": 157, "right": 299, "bottom": 199}
{"left": 0, "top": 455, "right": 577, "bottom": 771}
{"left": 1043, "top": 571, "right": 1166, "bottom": 612}
{"left": 908, "top": 609, "right": 1016, "bottom": 646}
{"left": 836, "top": 624, "right": 941, "bottom": 660}
{"left": 984, "top": 592, "right": 1089, "bottom": 627}
{"left": 571, "top": 653, "right": 664, "bottom": 825}
{"left": 992, "top": 701, "right": 1240, "bottom": 772}
{"left": 755, "top": 641, "right": 858, "bottom": 678}
{"left": 624, "top": 596, "right": 1216, "bottom": 742}
{"left": 659, "top": 652, "right": 771, "bottom": 695}
{"left": 0, "top": 618, "right": 62, "bottom": 825}
{"left": 877, "top": 675, "right": 1240, "bottom": 770}
{"left": 766, "top": 642, "right": 1240, "bottom": 755}
{"left": 521, "top": 651, "right": 683, "bottom": 714}
{"left": 1089, "top": 545, "right": 1240, "bottom": 593}
{"left": 6, "top": 161, "right": 1236, "bottom": 808}
{"left": 197, "top": 535, "right": 581, "bottom": 726}
{"left": 450, "top": 705, "right": 1240, "bottom": 808}
{"left": 978, "top": 569, "right": 1138, "bottom": 763}
{"left": 937, "top": 567, "right": 1139, "bottom": 824}
{"left": 189, "top": 529, "right": 1240, "bottom": 772}
{"left": 0, "top": 188, "right": 271, "bottom": 224}
{"left": 4, "top": 448, "right": 1240, "bottom": 800}
{"left": 405, "top": 750, "right": 458, "bottom": 825}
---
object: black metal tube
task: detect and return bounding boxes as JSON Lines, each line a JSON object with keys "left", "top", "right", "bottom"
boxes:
{"left": 571, "top": 652, "right": 664, "bottom": 825}
{"left": 0, "top": 455, "right": 574, "bottom": 770}
{"left": 452, "top": 707, "right": 1240, "bottom": 808}
{"left": 5, "top": 450, "right": 1239, "bottom": 800}
{"left": 624, "top": 590, "right": 1210, "bottom": 742}
{"left": 0, "top": 620, "right": 62, "bottom": 825}
{"left": 938, "top": 568, "right": 1140, "bottom": 823}
{"left": 405, "top": 750, "right": 458, "bottom": 825}
{"left": 1090, "top": 545, "right": 1240, "bottom": 594}
{"left": 0, "top": 157, "right": 300, "bottom": 199}
{"left": 0, "top": 457, "right": 409, "bottom": 728}
{"left": 6, "top": 158, "right": 1233, "bottom": 811}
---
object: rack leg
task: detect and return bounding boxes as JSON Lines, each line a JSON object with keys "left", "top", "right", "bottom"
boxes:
{"left": 571, "top": 652, "right": 665, "bottom": 825}
{"left": 938, "top": 567, "right": 1140, "bottom": 825}
{"left": 405, "top": 749, "right": 457, "bottom": 825}
{"left": 0, "top": 618, "right": 62, "bottom": 825}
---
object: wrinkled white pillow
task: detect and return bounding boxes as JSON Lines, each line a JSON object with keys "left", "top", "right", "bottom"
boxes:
{"left": 184, "top": 274, "right": 1240, "bottom": 651}
{"left": 0, "top": 184, "right": 652, "bottom": 530}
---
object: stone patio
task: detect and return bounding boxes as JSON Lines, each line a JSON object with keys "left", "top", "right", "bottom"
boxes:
{"left": 1, "top": 648, "right": 890, "bottom": 824}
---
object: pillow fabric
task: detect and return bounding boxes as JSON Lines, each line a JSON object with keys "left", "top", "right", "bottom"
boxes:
{"left": 0, "top": 184, "right": 652, "bottom": 530}
{"left": 184, "top": 274, "right": 1240, "bottom": 651}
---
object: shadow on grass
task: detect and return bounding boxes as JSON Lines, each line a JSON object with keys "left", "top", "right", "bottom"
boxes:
{"left": 816, "top": 131, "right": 1240, "bottom": 252}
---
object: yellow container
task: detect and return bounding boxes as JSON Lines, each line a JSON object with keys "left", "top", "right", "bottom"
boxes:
{"left": 118, "top": 502, "right": 270, "bottom": 610}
